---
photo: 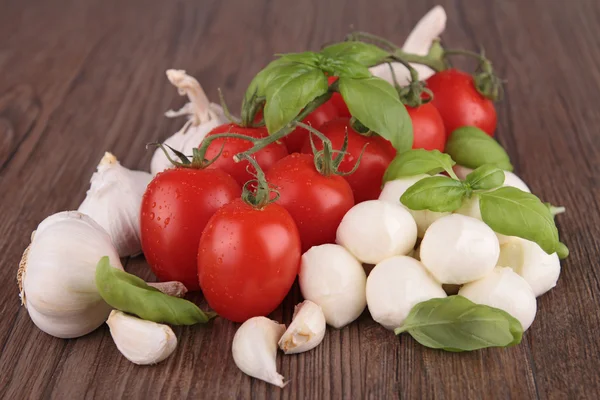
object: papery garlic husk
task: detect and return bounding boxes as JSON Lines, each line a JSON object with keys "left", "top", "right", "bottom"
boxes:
{"left": 278, "top": 300, "right": 326, "bottom": 354}
{"left": 107, "top": 310, "right": 177, "bottom": 365}
{"left": 232, "top": 317, "right": 286, "bottom": 388}
{"left": 18, "top": 211, "right": 123, "bottom": 338}
{"left": 370, "top": 6, "right": 447, "bottom": 85}
{"left": 150, "top": 69, "right": 227, "bottom": 175}
{"left": 147, "top": 281, "right": 188, "bottom": 298}
{"left": 78, "top": 152, "right": 151, "bottom": 257}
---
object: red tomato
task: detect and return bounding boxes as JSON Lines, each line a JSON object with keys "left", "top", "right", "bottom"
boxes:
{"left": 284, "top": 101, "right": 339, "bottom": 153}
{"left": 266, "top": 153, "right": 355, "bottom": 252}
{"left": 406, "top": 103, "right": 446, "bottom": 151}
{"left": 426, "top": 69, "right": 497, "bottom": 136}
{"left": 198, "top": 199, "right": 301, "bottom": 322}
{"left": 203, "top": 123, "right": 288, "bottom": 186}
{"left": 300, "top": 117, "right": 394, "bottom": 203}
{"left": 328, "top": 76, "right": 351, "bottom": 117}
{"left": 140, "top": 168, "right": 241, "bottom": 290}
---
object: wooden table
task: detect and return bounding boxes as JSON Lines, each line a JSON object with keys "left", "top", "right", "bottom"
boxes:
{"left": 1, "top": 0, "right": 599, "bottom": 398}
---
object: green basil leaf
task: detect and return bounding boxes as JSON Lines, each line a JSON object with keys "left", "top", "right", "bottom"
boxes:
{"left": 556, "top": 242, "right": 569, "bottom": 259}
{"left": 339, "top": 76, "right": 413, "bottom": 152}
{"left": 242, "top": 57, "right": 292, "bottom": 108}
{"left": 95, "top": 257, "right": 216, "bottom": 325}
{"left": 277, "top": 51, "right": 322, "bottom": 67}
{"left": 264, "top": 65, "right": 328, "bottom": 134}
{"left": 479, "top": 187, "right": 559, "bottom": 254}
{"left": 446, "top": 126, "right": 514, "bottom": 171}
{"left": 400, "top": 176, "right": 467, "bottom": 212}
{"left": 383, "top": 149, "right": 456, "bottom": 183}
{"left": 319, "top": 57, "right": 371, "bottom": 79}
{"left": 395, "top": 295, "right": 523, "bottom": 352}
{"left": 465, "top": 165, "right": 505, "bottom": 190}
{"left": 320, "top": 41, "right": 390, "bottom": 66}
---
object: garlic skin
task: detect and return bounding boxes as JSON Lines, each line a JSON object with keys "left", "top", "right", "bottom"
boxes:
{"left": 459, "top": 267, "right": 537, "bottom": 331}
{"left": 147, "top": 281, "right": 188, "bottom": 298}
{"left": 379, "top": 174, "right": 450, "bottom": 237}
{"left": 107, "top": 310, "right": 177, "bottom": 365}
{"left": 150, "top": 69, "right": 227, "bottom": 175}
{"left": 278, "top": 301, "right": 326, "bottom": 354}
{"left": 232, "top": 317, "right": 286, "bottom": 388}
{"left": 299, "top": 244, "right": 367, "bottom": 328}
{"left": 18, "top": 211, "right": 123, "bottom": 338}
{"left": 78, "top": 152, "right": 151, "bottom": 257}
{"left": 370, "top": 6, "right": 446, "bottom": 85}
{"left": 497, "top": 237, "right": 561, "bottom": 297}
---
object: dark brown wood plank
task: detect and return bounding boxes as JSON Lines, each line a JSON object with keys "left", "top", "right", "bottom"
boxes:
{"left": 1, "top": 0, "right": 599, "bottom": 399}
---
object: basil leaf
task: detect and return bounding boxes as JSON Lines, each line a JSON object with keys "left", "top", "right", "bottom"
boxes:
{"left": 556, "top": 242, "right": 569, "bottom": 259}
{"left": 320, "top": 41, "right": 389, "bottom": 67}
{"left": 277, "top": 51, "right": 322, "bottom": 67}
{"left": 339, "top": 76, "right": 413, "bottom": 152}
{"left": 95, "top": 257, "right": 216, "bottom": 325}
{"left": 465, "top": 165, "right": 505, "bottom": 191}
{"left": 319, "top": 57, "right": 371, "bottom": 79}
{"left": 242, "top": 57, "right": 292, "bottom": 109}
{"left": 446, "top": 126, "right": 514, "bottom": 171}
{"left": 479, "top": 187, "right": 559, "bottom": 254}
{"left": 395, "top": 295, "right": 523, "bottom": 352}
{"left": 264, "top": 65, "right": 328, "bottom": 134}
{"left": 400, "top": 176, "right": 467, "bottom": 212}
{"left": 383, "top": 149, "right": 456, "bottom": 183}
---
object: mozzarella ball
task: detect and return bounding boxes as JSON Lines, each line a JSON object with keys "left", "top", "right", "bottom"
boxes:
{"left": 453, "top": 165, "right": 473, "bottom": 180}
{"left": 420, "top": 214, "right": 500, "bottom": 284}
{"left": 366, "top": 256, "right": 446, "bottom": 330}
{"left": 336, "top": 200, "right": 417, "bottom": 264}
{"left": 379, "top": 175, "right": 450, "bottom": 237}
{"left": 299, "top": 244, "right": 366, "bottom": 328}
{"left": 497, "top": 237, "right": 561, "bottom": 297}
{"left": 459, "top": 267, "right": 537, "bottom": 331}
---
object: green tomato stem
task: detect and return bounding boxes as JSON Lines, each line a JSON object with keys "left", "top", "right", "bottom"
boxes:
{"left": 238, "top": 153, "right": 278, "bottom": 208}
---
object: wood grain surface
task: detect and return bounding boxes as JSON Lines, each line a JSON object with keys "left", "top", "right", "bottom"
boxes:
{"left": 1, "top": 0, "right": 599, "bottom": 398}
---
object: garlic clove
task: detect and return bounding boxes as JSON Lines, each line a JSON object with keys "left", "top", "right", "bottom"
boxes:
{"left": 232, "top": 317, "right": 286, "bottom": 388}
{"left": 78, "top": 152, "right": 152, "bottom": 257}
{"left": 107, "top": 310, "right": 177, "bottom": 365}
{"left": 278, "top": 301, "right": 326, "bottom": 354}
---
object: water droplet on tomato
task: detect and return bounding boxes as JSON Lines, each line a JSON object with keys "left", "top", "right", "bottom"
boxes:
{"left": 149, "top": 212, "right": 155, "bottom": 220}
{"left": 152, "top": 202, "right": 156, "bottom": 208}
{"left": 164, "top": 217, "right": 170, "bottom": 227}
{"left": 157, "top": 216, "right": 161, "bottom": 222}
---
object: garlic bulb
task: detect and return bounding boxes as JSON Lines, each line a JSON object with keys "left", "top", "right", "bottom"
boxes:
{"left": 232, "top": 317, "right": 286, "bottom": 388}
{"left": 150, "top": 69, "right": 227, "bottom": 175}
{"left": 107, "top": 310, "right": 177, "bottom": 365}
{"left": 278, "top": 301, "right": 326, "bottom": 354}
{"left": 370, "top": 6, "right": 447, "bottom": 85}
{"left": 18, "top": 211, "right": 123, "bottom": 338}
{"left": 78, "top": 152, "right": 151, "bottom": 257}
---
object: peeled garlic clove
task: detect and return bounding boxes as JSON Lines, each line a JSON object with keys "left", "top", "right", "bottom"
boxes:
{"left": 107, "top": 310, "right": 177, "bottom": 365}
{"left": 18, "top": 211, "right": 123, "bottom": 338}
{"left": 278, "top": 301, "right": 326, "bottom": 354}
{"left": 150, "top": 70, "right": 227, "bottom": 175}
{"left": 232, "top": 317, "right": 286, "bottom": 388}
{"left": 78, "top": 152, "right": 152, "bottom": 257}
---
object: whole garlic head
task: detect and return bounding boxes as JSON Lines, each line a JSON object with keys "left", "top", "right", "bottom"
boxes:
{"left": 78, "top": 152, "right": 152, "bottom": 257}
{"left": 18, "top": 211, "right": 123, "bottom": 338}
{"left": 232, "top": 317, "right": 286, "bottom": 388}
{"left": 150, "top": 69, "right": 227, "bottom": 175}
{"left": 107, "top": 310, "right": 177, "bottom": 365}
{"left": 278, "top": 300, "right": 326, "bottom": 354}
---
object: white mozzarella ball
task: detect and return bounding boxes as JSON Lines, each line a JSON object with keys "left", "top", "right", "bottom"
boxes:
{"left": 299, "top": 244, "right": 366, "bottom": 328}
{"left": 497, "top": 237, "right": 561, "bottom": 297}
{"left": 366, "top": 256, "right": 446, "bottom": 330}
{"left": 336, "top": 200, "right": 417, "bottom": 264}
{"left": 379, "top": 174, "right": 450, "bottom": 237}
{"left": 459, "top": 267, "right": 537, "bottom": 331}
{"left": 453, "top": 165, "right": 473, "bottom": 180}
{"left": 420, "top": 214, "right": 500, "bottom": 284}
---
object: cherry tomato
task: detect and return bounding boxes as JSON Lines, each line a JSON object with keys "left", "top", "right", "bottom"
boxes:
{"left": 198, "top": 199, "right": 301, "bottom": 322}
{"left": 266, "top": 153, "right": 355, "bottom": 252}
{"left": 406, "top": 103, "right": 446, "bottom": 151}
{"left": 328, "top": 76, "right": 351, "bottom": 117}
{"left": 426, "top": 69, "right": 497, "bottom": 136}
{"left": 283, "top": 101, "right": 339, "bottom": 153}
{"left": 300, "top": 117, "right": 394, "bottom": 203}
{"left": 141, "top": 168, "right": 241, "bottom": 290}
{"left": 202, "top": 123, "right": 288, "bottom": 186}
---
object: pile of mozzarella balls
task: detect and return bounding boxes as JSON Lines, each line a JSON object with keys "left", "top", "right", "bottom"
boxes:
{"left": 299, "top": 166, "right": 560, "bottom": 333}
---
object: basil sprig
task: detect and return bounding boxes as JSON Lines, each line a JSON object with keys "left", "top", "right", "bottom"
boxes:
{"left": 383, "top": 149, "right": 456, "bottom": 183}
{"left": 464, "top": 165, "right": 505, "bottom": 190}
{"left": 96, "top": 257, "right": 216, "bottom": 325}
{"left": 446, "top": 126, "right": 514, "bottom": 171}
{"left": 395, "top": 296, "right": 523, "bottom": 352}
{"left": 320, "top": 41, "right": 390, "bottom": 67}
{"left": 400, "top": 176, "right": 469, "bottom": 212}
